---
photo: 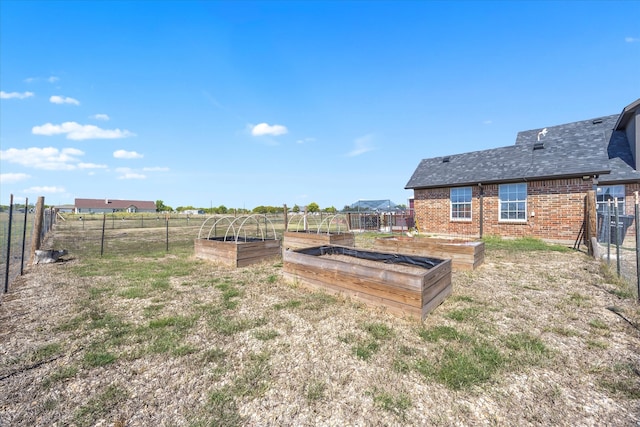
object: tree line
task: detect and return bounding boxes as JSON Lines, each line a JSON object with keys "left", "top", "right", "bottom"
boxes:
{"left": 155, "top": 200, "right": 341, "bottom": 215}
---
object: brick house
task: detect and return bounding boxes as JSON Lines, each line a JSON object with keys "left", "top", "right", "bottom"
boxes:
{"left": 405, "top": 98, "right": 640, "bottom": 244}
{"left": 74, "top": 198, "right": 157, "bottom": 214}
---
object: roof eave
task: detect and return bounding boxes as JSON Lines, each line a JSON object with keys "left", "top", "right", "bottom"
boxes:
{"left": 406, "top": 169, "right": 612, "bottom": 190}
{"left": 614, "top": 98, "right": 640, "bottom": 130}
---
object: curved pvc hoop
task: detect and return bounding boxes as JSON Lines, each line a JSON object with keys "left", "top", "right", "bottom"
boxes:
{"left": 234, "top": 214, "right": 278, "bottom": 242}
{"left": 198, "top": 215, "right": 220, "bottom": 239}
{"left": 197, "top": 215, "right": 237, "bottom": 240}
{"left": 286, "top": 213, "right": 321, "bottom": 232}
{"left": 317, "top": 214, "right": 350, "bottom": 234}
{"left": 199, "top": 214, "right": 279, "bottom": 243}
{"left": 209, "top": 215, "right": 238, "bottom": 240}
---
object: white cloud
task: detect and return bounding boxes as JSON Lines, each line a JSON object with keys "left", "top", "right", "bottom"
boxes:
{"left": 24, "top": 186, "right": 65, "bottom": 194}
{"left": 1, "top": 91, "right": 34, "bottom": 99}
{"left": 625, "top": 36, "right": 640, "bottom": 43}
{"left": 114, "top": 149, "right": 143, "bottom": 159}
{"left": 32, "top": 121, "right": 135, "bottom": 140}
{"left": 78, "top": 162, "right": 107, "bottom": 169}
{"left": 116, "top": 167, "right": 146, "bottom": 180}
{"left": 24, "top": 76, "right": 59, "bottom": 83}
{"left": 0, "top": 147, "right": 85, "bottom": 170}
{"left": 91, "top": 114, "right": 110, "bottom": 121}
{"left": 483, "top": 120, "right": 493, "bottom": 125}
{"left": 296, "top": 137, "right": 316, "bottom": 144}
{"left": 251, "top": 122, "right": 288, "bottom": 136}
{"left": 346, "top": 134, "right": 376, "bottom": 157}
{"left": 143, "top": 166, "right": 170, "bottom": 172}
{"left": 0, "top": 172, "right": 31, "bottom": 184}
{"left": 50, "top": 95, "right": 80, "bottom": 105}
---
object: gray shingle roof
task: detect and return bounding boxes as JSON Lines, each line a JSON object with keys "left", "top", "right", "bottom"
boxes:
{"left": 405, "top": 112, "right": 640, "bottom": 190}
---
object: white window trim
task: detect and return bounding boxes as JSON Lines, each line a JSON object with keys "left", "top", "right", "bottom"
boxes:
{"left": 596, "top": 185, "right": 625, "bottom": 214}
{"left": 450, "top": 187, "right": 472, "bottom": 221}
{"left": 498, "top": 183, "right": 527, "bottom": 223}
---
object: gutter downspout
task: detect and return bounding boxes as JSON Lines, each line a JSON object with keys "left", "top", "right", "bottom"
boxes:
{"left": 478, "top": 183, "right": 484, "bottom": 239}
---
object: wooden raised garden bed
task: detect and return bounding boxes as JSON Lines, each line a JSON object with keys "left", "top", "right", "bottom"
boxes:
{"left": 282, "top": 245, "right": 452, "bottom": 321}
{"left": 195, "top": 237, "right": 281, "bottom": 268}
{"left": 283, "top": 230, "right": 355, "bottom": 253}
{"left": 373, "top": 236, "right": 484, "bottom": 271}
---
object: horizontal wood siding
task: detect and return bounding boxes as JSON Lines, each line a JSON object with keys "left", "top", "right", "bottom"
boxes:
{"left": 373, "top": 236, "right": 484, "bottom": 271}
{"left": 195, "top": 239, "right": 281, "bottom": 267}
{"left": 282, "top": 247, "right": 452, "bottom": 321}
{"left": 283, "top": 231, "right": 355, "bottom": 252}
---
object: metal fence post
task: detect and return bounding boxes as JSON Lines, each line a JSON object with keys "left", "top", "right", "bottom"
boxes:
{"left": 635, "top": 191, "right": 639, "bottom": 302}
{"left": 606, "top": 200, "right": 611, "bottom": 264}
{"left": 101, "top": 214, "right": 106, "bottom": 256}
{"left": 4, "top": 194, "right": 14, "bottom": 293}
{"left": 614, "top": 197, "right": 621, "bottom": 277}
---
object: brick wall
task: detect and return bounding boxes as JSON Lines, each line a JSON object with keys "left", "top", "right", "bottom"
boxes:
{"left": 412, "top": 178, "right": 638, "bottom": 243}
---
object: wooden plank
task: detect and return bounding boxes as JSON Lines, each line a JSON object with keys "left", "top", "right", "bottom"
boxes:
{"left": 282, "top": 261, "right": 423, "bottom": 306}
{"left": 196, "top": 238, "right": 281, "bottom": 268}
{"left": 281, "top": 270, "right": 423, "bottom": 320}
{"left": 420, "top": 283, "right": 452, "bottom": 320}
{"left": 282, "top": 246, "right": 452, "bottom": 321}
{"left": 283, "top": 231, "right": 355, "bottom": 252}
{"left": 373, "top": 237, "right": 484, "bottom": 271}
{"left": 283, "top": 251, "right": 426, "bottom": 292}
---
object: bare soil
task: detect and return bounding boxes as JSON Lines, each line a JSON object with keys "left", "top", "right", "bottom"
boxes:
{"left": 1, "top": 233, "right": 639, "bottom": 426}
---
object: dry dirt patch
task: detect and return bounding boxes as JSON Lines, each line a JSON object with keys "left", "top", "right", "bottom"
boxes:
{"left": 0, "top": 237, "right": 639, "bottom": 426}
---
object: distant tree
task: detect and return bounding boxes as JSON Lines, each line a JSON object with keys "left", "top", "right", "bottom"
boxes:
{"left": 307, "top": 202, "right": 320, "bottom": 213}
{"left": 217, "top": 205, "right": 228, "bottom": 214}
{"left": 156, "top": 200, "right": 173, "bottom": 212}
{"left": 253, "top": 205, "right": 267, "bottom": 214}
{"left": 342, "top": 205, "right": 351, "bottom": 212}
{"left": 292, "top": 205, "right": 300, "bottom": 213}
{"left": 324, "top": 206, "right": 337, "bottom": 213}
{"left": 176, "top": 205, "right": 195, "bottom": 212}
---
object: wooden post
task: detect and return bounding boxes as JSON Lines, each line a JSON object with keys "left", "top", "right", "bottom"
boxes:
{"left": 304, "top": 207, "right": 308, "bottom": 232}
{"left": 585, "top": 190, "right": 596, "bottom": 256}
{"left": 29, "top": 196, "right": 45, "bottom": 264}
{"left": 20, "top": 197, "right": 28, "bottom": 275}
{"left": 283, "top": 204, "right": 288, "bottom": 232}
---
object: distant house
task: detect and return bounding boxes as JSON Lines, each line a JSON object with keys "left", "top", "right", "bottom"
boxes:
{"left": 405, "top": 98, "right": 640, "bottom": 244}
{"left": 180, "top": 209, "right": 205, "bottom": 215}
{"left": 74, "top": 198, "right": 157, "bottom": 214}
{"left": 349, "top": 199, "right": 402, "bottom": 212}
{"left": 55, "top": 204, "right": 75, "bottom": 213}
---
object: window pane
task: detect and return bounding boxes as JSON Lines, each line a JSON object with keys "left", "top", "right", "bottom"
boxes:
{"left": 451, "top": 187, "right": 472, "bottom": 220}
{"left": 499, "top": 183, "right": 527, "bottom": 221}
{"left": 597, "top": 185, "right": 625, "bottom": 214}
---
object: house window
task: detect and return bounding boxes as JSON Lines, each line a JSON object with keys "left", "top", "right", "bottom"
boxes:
{"left": 597, "top": 185, "right": 625, "bottom": 214}
{"left": 499, "top": 183, "right": 527, "bottom": 221}
{"left": 450, "top": 187, "right": 472, "bottom": 220}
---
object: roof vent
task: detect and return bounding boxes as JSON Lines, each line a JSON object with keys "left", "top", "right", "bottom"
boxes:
{"left": 442, "top": 156, "right": 450, "bottom": 163}
{"left": 533, "top": 142, "right": 545, "bottom": 150}
{"left": 592, "top": 118, "right": 603, "bottom": 124}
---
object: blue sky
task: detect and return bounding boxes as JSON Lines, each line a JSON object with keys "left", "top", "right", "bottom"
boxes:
{"left": 1, "top": 1, "right": 638, "bottom": 211}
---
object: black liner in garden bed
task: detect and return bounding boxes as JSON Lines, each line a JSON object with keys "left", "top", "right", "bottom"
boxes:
{"left": 295, "top": 245, "right": 443, "bottom": 269}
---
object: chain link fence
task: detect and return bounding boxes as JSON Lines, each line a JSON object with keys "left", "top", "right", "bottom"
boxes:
{"left": 595, "top": 199, "right": 640, "bottom": 300}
